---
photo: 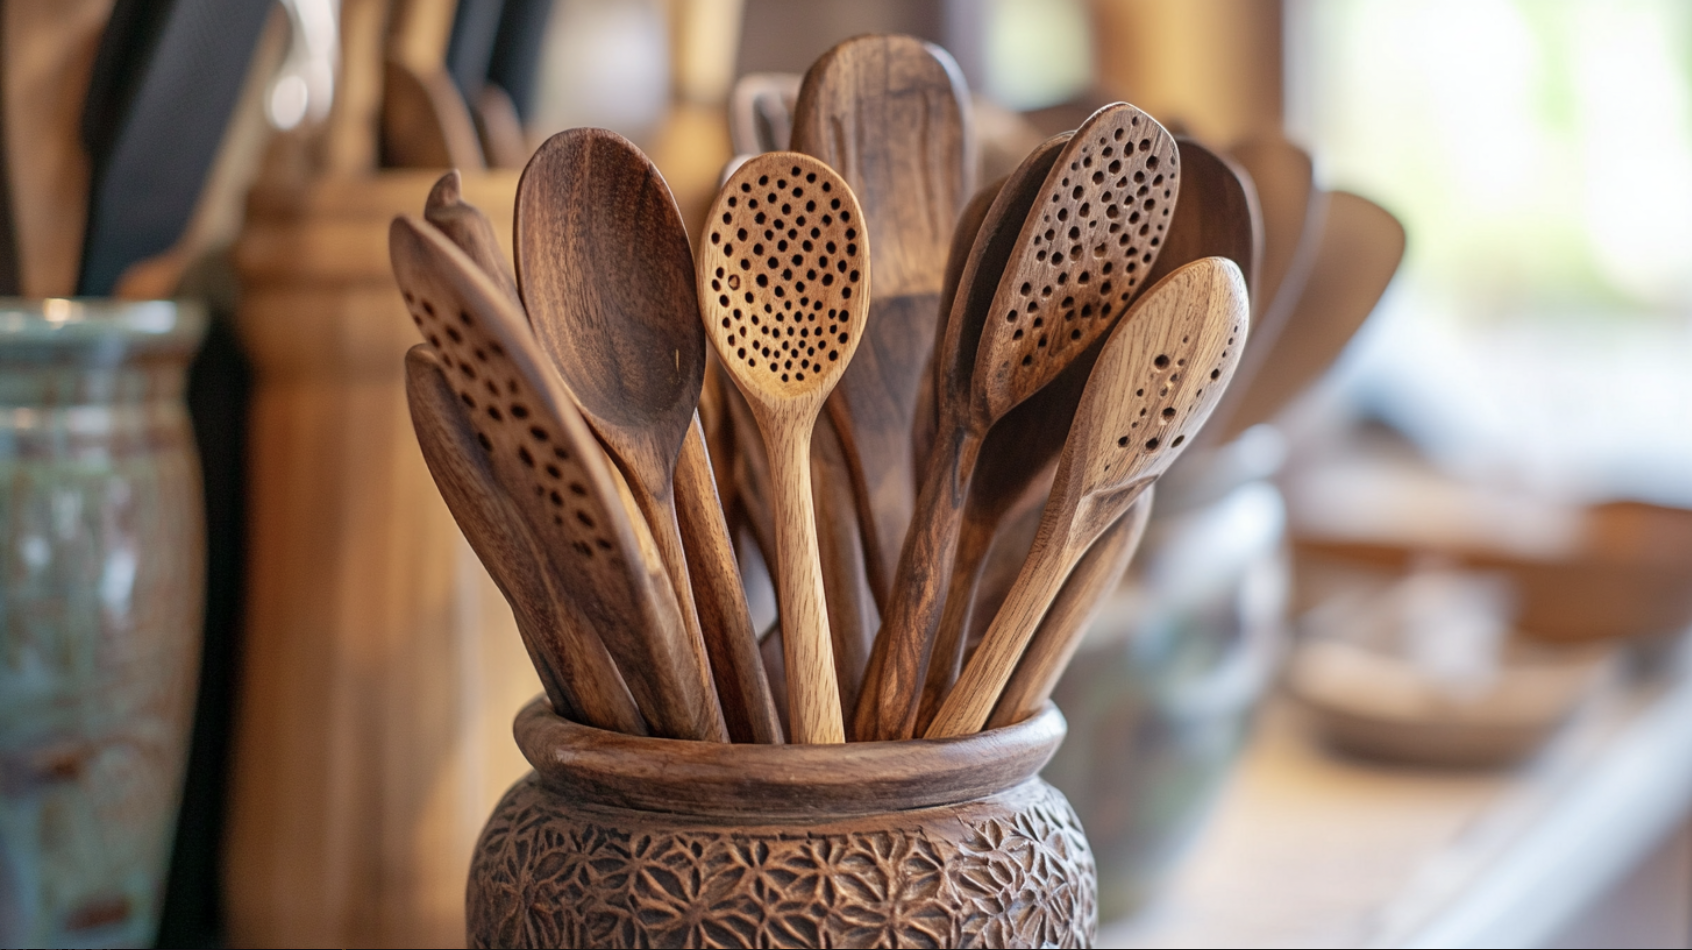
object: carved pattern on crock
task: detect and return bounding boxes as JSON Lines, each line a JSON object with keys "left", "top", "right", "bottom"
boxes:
{"left": 467, "top": 776, "right": 1096, "bottom": 949}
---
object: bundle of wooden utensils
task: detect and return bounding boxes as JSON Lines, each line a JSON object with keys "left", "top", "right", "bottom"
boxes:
{"left": 389, "top": 35, "right": 1251, "bottom": 746}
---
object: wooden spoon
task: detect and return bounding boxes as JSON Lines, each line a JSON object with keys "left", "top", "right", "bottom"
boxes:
{"left": 516, "top": 128, "right": 770, "bottom": 740}
{"left": 1143, "top": 137, "right": 1261, "bottom": 307}
{"left": 1213, "top": 190, "right": 1405, "bottom": 431}
{"left": 389, "top": 214, "right": 727, "bottom": 741}
{"left": 791, "top": 34, "right": 974, "bottom": 607}
{"left": 927, "top": 257, "right": 1249, "bottom": 737}
{"left": 424, "top": 169, "right": 519, "bottom": 307}
{"left": 1207, "top": 133, "right": 1326, "bottom": 441}
{"left": 861, "top": 103, "right": 1181, "bottom": 741}
{"left": 698, "top": 152, "right": 871, "bottom": 744}
{"left": 404, "top": 344, "right": 647, "bottom": 734}
{"left": 987, "top": 487, "right": 1154, "bottom": 728}
{"left": 381, "top": 56, "right": 485, "bottom": 169}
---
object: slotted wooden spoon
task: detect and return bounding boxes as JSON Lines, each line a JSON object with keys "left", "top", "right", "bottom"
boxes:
{"left": 927, "top": 256, "right": 1249, "bottom": 737}
{"left": 404, "top": 344, "right": 647, "bottom": 734}
{"left": 791, "top": 34, "right": 974, "bottom": 606}
{"left": 390, "top": 215, "right": 727, "bottom": 741}
{"left": 698, "top": 152, "right": 870, "bottom": 744}
{"left": 515, "top": 128, "right": 781, "bottom": 741}
{"left": 860, "top": 103, "right": 1181, "bottom": 740}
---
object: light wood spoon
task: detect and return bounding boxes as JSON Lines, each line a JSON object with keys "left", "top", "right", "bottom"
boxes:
{"left": 390, "top": 215, "right": 727, "bottom": 741}
{"left": 405, "top": 344, "right": 647, "bottom": 734}
{"left": 927, "top": 256, "right": 1249, "bottom": 737}
{"left": 515, "top": 128, "right": 778, "bottom": 741}
{"left": 698, "top": 152, "right": 870, "bottom": 743}
{"left": 862, "top": 103, "right": 1181, "bottom": 740}
{"left": 988, "top": 487, "right": 1154, "bottom": 728}
{"left": 791, "top": 34, "right": 974, "bottom": 607}
{"left": 1212, "top": 190, "right": 1405, "bottom": 431}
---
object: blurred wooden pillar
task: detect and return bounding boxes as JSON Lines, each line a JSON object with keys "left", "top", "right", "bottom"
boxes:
{"left": 1089, "top": 0, "right": 1283, "bottom": 147}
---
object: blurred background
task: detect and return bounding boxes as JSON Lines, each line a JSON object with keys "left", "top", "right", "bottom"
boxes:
{"left": 2, "top": 0, "right": 1690, "bottom": 947}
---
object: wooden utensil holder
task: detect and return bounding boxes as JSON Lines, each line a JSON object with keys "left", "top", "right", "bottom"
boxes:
{"left": 468, "top": 702, "right": 1096, "bottom": 949}
{"left": 225, "top": 170, "right": 542, "bottom": 948}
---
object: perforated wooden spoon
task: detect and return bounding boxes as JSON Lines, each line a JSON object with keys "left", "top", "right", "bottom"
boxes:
{"left": 405, "top": 344, "right": 647, "bottom": 735}
{"left": 927, "top": 257, "right": 1248, "bottom": 738}
{"left": 424, "top": 169, "right": 519, "bottom": 308}
{"left": 516, "top": 128, "right": 749, "bottom": 740}
{"left": 861, "top": 103, "right": 1181, "bottom": 741}
{"left": 390, "top": 215, "right": 727, "bottom": 741}
{"left": 792, "top": 34, "right": 974, "bottom": 606}
{"left": 698, "top": 152, "right": 870, "bottom": 743}
{"left": 987, "top": 487, "right": 1154, "bottom": 728}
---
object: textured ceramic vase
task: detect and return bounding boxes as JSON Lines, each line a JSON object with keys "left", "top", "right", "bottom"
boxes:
{"left": 0, "top": 299, "right": 206, "bottom": 947}
{"left": 469, "top": 701, "right": 1096, "bottom": 949}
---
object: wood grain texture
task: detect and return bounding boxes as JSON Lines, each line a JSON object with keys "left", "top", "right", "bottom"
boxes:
{"left": 812, "top": 412, "right": 877, "bottom": 719}
{"left": 928, "top": 257, "right": 1248, "bottom": 737}
{"left": 988, "top": 488, "right": 1154, "bottom": 728}
{"left": 698, "top": 152, "right": 871, "bottom": 743}
{"left": 468, "top": 700, "right": 1093, "bottom": 948}
{"left": 674, "top": 412, "right": 784, "bottom": 743}
{"left": 866, "top": 102, "right": 1181, "bottom": 741}
{"left": 1143, "top": 137, "right": 1261, "bottom": 308}
{"left": 405, "top": 345, "right": 647, "bottom": 734}
{"left": 514, "top": 128, "right": 727, "bottom": 744}
{"left": 791, "top": 36, "right": 975, "bottom": 604}
{"left": 1209, "top": 133, "right": 1325, "bottom": 440}
{"left": 424, "top": 168, "right": 520, "bottom": 307}
{"left": 391, "top": 215, "right": 726, "bottom": 741}
{"left": 1218, "top": 190, "right": 1404, "bottom": 432}
{"left": 855, "top": 135, "right": 1069, "bottom": 742}
{"left": 2, "top": 0, "right": 111, "bottom": 296}
{"left": 381, "top": 56, "right": 485, "bottom": 169}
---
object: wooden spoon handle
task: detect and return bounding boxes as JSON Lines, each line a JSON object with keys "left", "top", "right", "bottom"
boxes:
{"left": 813, "top": 413, "right": 876, "bottom": 719}
{"left": 913, "top": 508, "right": 996, "bottom": 732}
{"left": 987, "top": 489, "right": 1154, "bottom": 729}
{"left": 674, "top": 412, "right": 783, "bottom": 743}
{"left": 762, "top": 417, "right": 845, "bottom": 744}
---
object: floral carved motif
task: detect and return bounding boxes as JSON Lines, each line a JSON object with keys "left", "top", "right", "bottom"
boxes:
{"left": 468, "top": 775, "right": 1096, "bottom": 948}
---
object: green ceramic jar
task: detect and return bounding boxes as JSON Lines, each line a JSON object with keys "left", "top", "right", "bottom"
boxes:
{"left": 0, "top": 299, "right": 206, "bottom": 947}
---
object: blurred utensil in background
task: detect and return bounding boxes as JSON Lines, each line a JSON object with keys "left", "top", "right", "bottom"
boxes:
{"left": 929, "top": 257, "right": 1250, "bottom": 738}
{"left": 0, "top": 13, "right": 16, "bottom": 296}
{"left": 485, "top": 0, "right": 551, "bottom": 125}
{"left": 382, "top": 57, "right": 485, "bottom": 168}
{"left": 76, "top": 0, "right": 272, "bottom": 295}
{"left": 729, "top": 72, "right": 800, "bottom": 154}
{"left": 2, "top": 0, "right": 111, "bottom": 297}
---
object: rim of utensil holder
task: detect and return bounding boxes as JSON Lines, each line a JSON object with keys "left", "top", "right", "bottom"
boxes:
{"left": 514, "top": 699, "right": 1067, "bottom": 820}
{"left": 0, "top": 297, "right": 206, "bottom": 356}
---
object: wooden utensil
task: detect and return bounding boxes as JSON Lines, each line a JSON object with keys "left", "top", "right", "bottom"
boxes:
{"left": 381, "top": 56, "right": 486, "bottom": 169}
{"left": 697, "top": 152, "right": 871, "bottom": 743}
{"left": 405, "top": 344, "right": 647, "bottom": 734}
{"left": 77, "top": 0, "right": 273, "bottom": 294}
{"left": 390, "top": 214, "right": 727, "bottom": 741}
{"left": 673, "top": 413, "right": 784, "bottom": 742}
{"left": 729, "top": 72, "right": 801, "bottom": 154}
{"left": 424, "top": 169, "right": 519, "bottom": 306}
{"left": 514, "top": 127, "right": 735, "bottom": 740}
{"left": 987, "top": 488, "right": 1154, "bottom": 728}
{"left": 1206, "top": 133, "right": 1326, "bottom": 440}
{"left": 859, "top": 139, "right": 1067, "bottom": 741}
{"left": 861, "top": 103, "right": 1181, "bottom": 741}
{"left": 927, "top": 257, "right": 1248, "bottom": 737}
{"left": 812, "top": 413, "right": 877, "bottom": 716}
{"left": 791, "top": 34, "right": 975, "bottom": 607}
{"left": 2, "top": 0, "right": 111, "bottom": 296}
{"left": 1215, "top": 190, "right": 1405, "bottom": 432}
{"left": 1143, "top": 137, "right": 1261, "bottom": 305}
